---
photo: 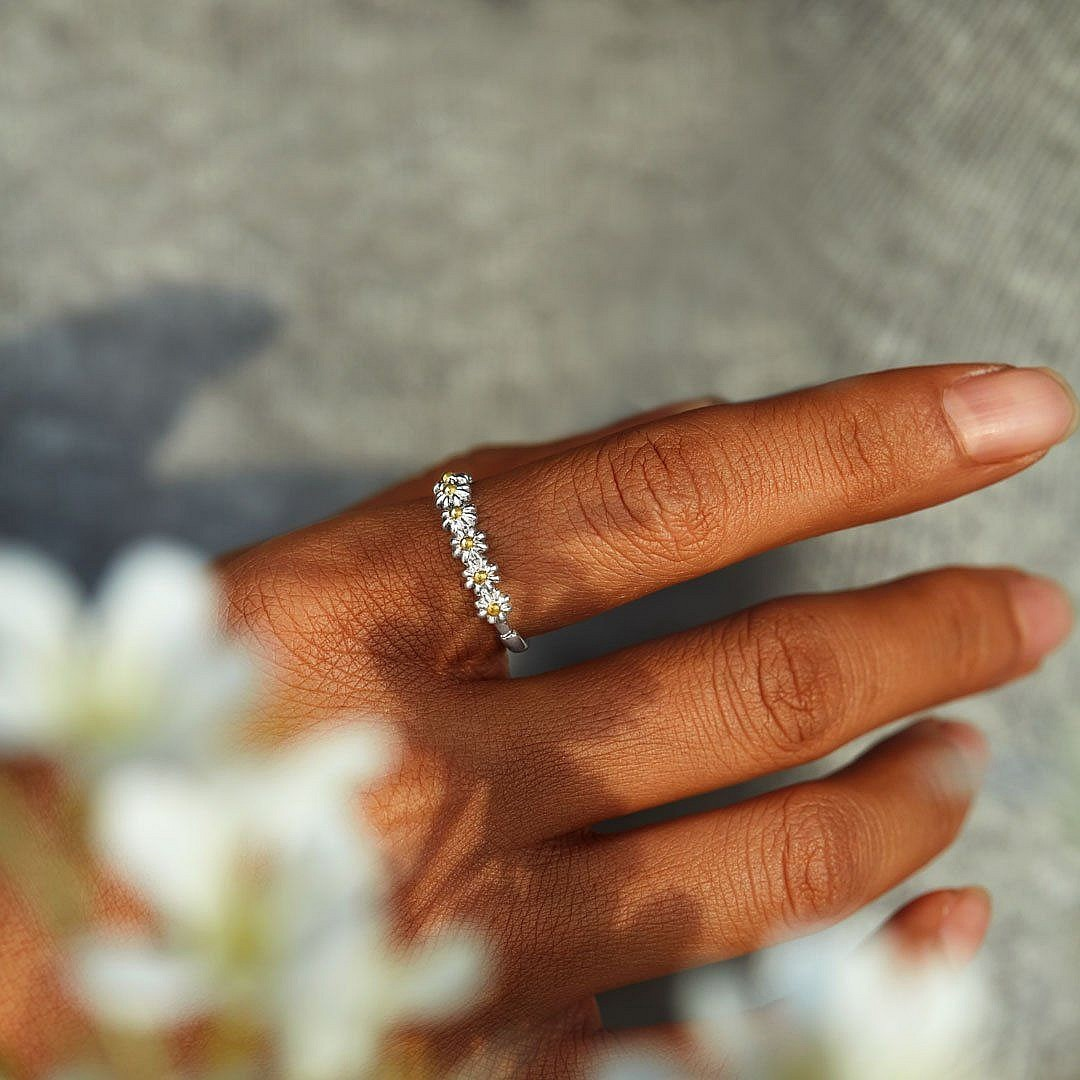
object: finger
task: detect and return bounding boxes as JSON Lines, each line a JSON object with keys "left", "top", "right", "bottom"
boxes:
{"left": 488, "top": 566, "right": 1069, "bottom": 838}
{"left": 881, "top": 886, "right": 992, "bottom": 966}
{"left": 359, "top": 398, "right": 722, "bottom": 509}
{"left": 552, "top": 718, "right": 986, "bottom": 999}
{"left": 391, "top": 364, "right": 1077, "bottom": 640}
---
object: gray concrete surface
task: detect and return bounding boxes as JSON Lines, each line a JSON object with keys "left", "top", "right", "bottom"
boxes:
{"left": 2, "top": 2, "right": 1079, "bottom": 1075}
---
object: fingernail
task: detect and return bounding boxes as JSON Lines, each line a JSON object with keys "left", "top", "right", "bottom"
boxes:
{"left": 939, "top": 887, "right": 992, "bottom": 966}
{"left": 1006, "top": 573, "right": 1074, "bottom": 665}
{"left": 943, "top": 367, "right": 1079, "bottom": 463}
{"left": 933, "top": 719, "right": 990, "bottom": 777}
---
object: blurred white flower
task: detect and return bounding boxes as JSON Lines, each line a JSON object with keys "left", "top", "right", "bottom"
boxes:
{"left": 282, "top": 910, "right": 485, "bottom": 1080}
{"left": 595, "top": 1048, "right": 689, "bottom": 1080}
{"left": 677, "top": 935, "right": 988, "bottom": 1080}
{"left": 0, "top": 542, "right": 252, "bottom": 765}
{"left": 75, "top": 726, "right": 485, "bottom": 1080}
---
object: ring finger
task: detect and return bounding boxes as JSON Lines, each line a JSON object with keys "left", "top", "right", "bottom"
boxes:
{"left": 542, "top": 717, "right": 986, "bottom": 1005}
{"left": 483, "top": 564, "right": 1069, "bottom": 840}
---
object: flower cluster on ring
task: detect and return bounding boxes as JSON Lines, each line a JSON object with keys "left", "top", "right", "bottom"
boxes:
{"left": 476, "top": 586, "right": 512, "bottom": 624}
{"left": 433, "top": 472, "right": 472, "bottom": 510}
{"left": 435, "top": 471, "right": 514, "bottom": 627}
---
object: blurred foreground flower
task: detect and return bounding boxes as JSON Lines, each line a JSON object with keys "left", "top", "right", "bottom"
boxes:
{"left": 0, "top": 543, "right": 251, "bottom": 766}
{"left": 0, "top": 541, "right": 485, "bottom": 1079}
{"left": 75, "top": 727, "right": 484, "bottom": 1079}
{"left": 689, "top": 937, "right": 986, "bottom": 1080}
{"left": 600, "top": 934, "right": 988, "bottom": 1080}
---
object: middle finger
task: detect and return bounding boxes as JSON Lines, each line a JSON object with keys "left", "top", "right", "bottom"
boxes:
{"left": 482, "top": 565, "right": 1069, "bottom": 840}
{"left": 545, "top": 717, "right": 987, "bottom": 1004}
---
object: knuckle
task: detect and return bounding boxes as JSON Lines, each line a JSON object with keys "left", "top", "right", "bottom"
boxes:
{"left": 770, "top": 790, "right": 866, "bottom": 928}
{"left": 733, "top": 603, "right": 848, "bottom": 755}
{"left": 221, "top": 528, "right": 418, "bottom": 676}
{"left": 925, "top": 567, "right": 1025, "bottom": 680}
{"left": 586, "top": 426, "right": 719, "bottom": 558}
{"left": 812, "top": 395, "right": 902, "bottom": 508}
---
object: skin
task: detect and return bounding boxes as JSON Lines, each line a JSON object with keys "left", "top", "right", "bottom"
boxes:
{"left": 212, "top": 364, "right": 1070, "bottom": 1075}
{"left": 0, "top": 363, "right": 1071, "bottom": 1077}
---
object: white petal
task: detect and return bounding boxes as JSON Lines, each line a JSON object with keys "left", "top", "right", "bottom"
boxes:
{"left": 281, "top": 997, "right": 380, "bottom": 1080}
{"left": 821, "top": 944, "right": 985, "bottom": 1079}
{"left": 94, "top": 542, "right": 217, "bottom": 662}
{"left": 92, "top": 766, "right": 235, "bottom": 929}
{"left": 90, "top": 542, "right": 250, "bottom": 754}
{"left": 70, "top": 935, "right": 213, "bottom": 1030}
{"left": 0, "top": 546, "right": 81, "bottom": 653}
{"left": 278, "top": 919, "right": 383, "bottom": 1080}
{"left": 257, "top": 724, "right": 395, "bottom": 849}
{"left": 281, "top": 724, "right": 395, "bottom": 795}
{"left": 392, "top": 929, "right": 487, "bottom": 1022}
{"left": 675, "top": 966, "right": 755, "bottom": 1071}
{"left": 595, "top": 1049, "right": 689, "bottom": 1080}
{"left": 0, "top": 546, "right": 80, "bottom": 749}
{"left": 151, "top": 638, "right": 255, "bottom": 761}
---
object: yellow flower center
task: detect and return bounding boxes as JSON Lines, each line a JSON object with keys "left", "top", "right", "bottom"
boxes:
{"left": 451, "top": 508, "right": 462, "bottom": 519}
{"left": 442, "top": 472, "right": 452, "bottom": 482}
{"left": 486, "top": 602, "right": 502, "bottom": 617}
{"left": 473, "top": 570, "right": 488, "bottom": 585}
{"left": 446, "top": 484, "right": 457, "bottom": 496}
{"left": 462, "top": 537, "right": 474, "bottom": 550}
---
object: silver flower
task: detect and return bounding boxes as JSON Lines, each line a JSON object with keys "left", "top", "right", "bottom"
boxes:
{"left": 441, "top": 504, "right": 478, "bottom": 534}
{"left": 462, "top": 560, "right": 499, "bottom": 593}
{"left": 451, "top": 529, "right": 488, "bottom": 562}
{"left": 433, "top": 473, "right": 472, "bottom": 510}
{"left": 475, "top": 586, "right": 512, "bottom": 624}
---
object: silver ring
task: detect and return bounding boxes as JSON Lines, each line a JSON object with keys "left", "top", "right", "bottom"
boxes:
{"left": 433, "top": 471, "right": 528, "bottom": 653}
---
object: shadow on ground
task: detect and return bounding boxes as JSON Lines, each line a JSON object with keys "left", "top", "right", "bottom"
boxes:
{"left": 0, "top": 286, "right": 400, "bottom": 580}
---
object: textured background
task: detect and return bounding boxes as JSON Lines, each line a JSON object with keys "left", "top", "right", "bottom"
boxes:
{"left": 2, "top": 2, "right": 1078, "bottom": 1075}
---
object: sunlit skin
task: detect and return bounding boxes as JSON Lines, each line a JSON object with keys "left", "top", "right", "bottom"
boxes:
{"left": 215, "top": 364, "right": 1075, "bottom": 1075}
{"left": 1, "top": 364, "right": 1076, "bottom": 1077}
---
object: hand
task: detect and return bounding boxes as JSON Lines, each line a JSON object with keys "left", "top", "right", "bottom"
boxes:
{"left": 219, "top": 364, "right": 1075, "bottom": 1076}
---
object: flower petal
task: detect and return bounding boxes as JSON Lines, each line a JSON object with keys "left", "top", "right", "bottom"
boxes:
{"left": 820, "top": 943, "right": 985, "bottom": 1079}
{"left": 90, "top": 542, "right": 254, "bottom": 757}
{"left": 92, "top": 765, "right": 234, "bottom": 929}
{"left": 256, "top": 724, "right": 395, "bottom": 850}
{"left": 279, "top": 724, "right": 394, "bottom": 797}
{"left": 595, "top": 1049, "right": 689, "bottom": 1080}
{"left": 71, "top": 934, "right": 214, "bottom": 1030}
{"left": 278, "top": 916, "right": 383, "bottom": 1080}
{"left": 0, "top": 546, "right": 81, "bottom": 750}
{"left": 94, "top": 543, "right": 217, "bottom": 658}
{"left": 392, "top": 928, "right": 487, "bottom": 1022}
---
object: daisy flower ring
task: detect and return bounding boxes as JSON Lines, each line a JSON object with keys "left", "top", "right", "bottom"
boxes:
{"left": 432, "top": 472, "right": 528, "bottom": 653}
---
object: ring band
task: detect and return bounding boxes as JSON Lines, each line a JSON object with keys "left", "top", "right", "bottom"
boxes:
{"left": 434, "top": 471, "right": 528, "bottom": 653}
